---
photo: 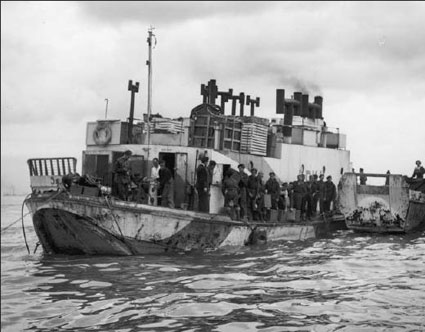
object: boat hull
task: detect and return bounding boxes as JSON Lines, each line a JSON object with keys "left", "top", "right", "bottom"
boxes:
{"left": 338, "top": 174, "right": 425, "bottom": 234}
{"left": 26, "top": 192, "right": 325, "bottom": 256}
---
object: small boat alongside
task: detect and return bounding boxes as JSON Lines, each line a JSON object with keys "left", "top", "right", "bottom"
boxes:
{"left": 337, "top": 172, "right": 425, "bottom": 233}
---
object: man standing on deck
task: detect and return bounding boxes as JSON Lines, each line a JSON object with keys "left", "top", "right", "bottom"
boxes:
{"left": 158, "top": 159, "right": 175, "bottom": 208}
{"left": 323, "top": 175, "right": 336, "bottom": 212}
{"left": 247, "top": 168, "right": 259, "bottom": 221}
{"left": 196, "top": 156, "right": 210, "bottom": 212}
{"left": 113, "top": 150, "right": 133, "bottom": 201}
{"left": 317, "top": 174, "right": 325, "bottom": 214}
{"left": 149, "top": 157, "right": 160, "bottom": 205}
{"left": 238, "top": 164, "right": 249, "bottom": 221}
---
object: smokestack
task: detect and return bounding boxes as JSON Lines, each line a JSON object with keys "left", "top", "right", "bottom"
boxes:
{"left": 293, "top": 92, "right": 302, "bottom": 116}
{"left": 276, "top": 89, "right": 285, "bottom": 114}
{"left": 301, "top": 94, "right": 309, "bottom": 118}
{"left": 314, "top": 96, "right": 323, "bottom": 119}
{"left": 283, "top": 100, "right": 293, "bottom": 137}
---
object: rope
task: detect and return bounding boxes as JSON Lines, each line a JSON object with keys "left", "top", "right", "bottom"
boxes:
{"left": 1, "top": 211, "right": 32, "bottom": 233}
{"left": 21, "top": 194, "right": 32, "bottom": 254}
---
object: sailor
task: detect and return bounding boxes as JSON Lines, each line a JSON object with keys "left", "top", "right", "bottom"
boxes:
{"left": 148, "top": 157, "right": 160, "bottom": 205}
{"left": 317, "top": 174, "right": 325, "bottom": 214}
{"left": 196, "top": 156, "right": 210, "bottom": 213}
{"left": 238, "top": 164, "right": 249, "bottom": 221}
{"left": 256, "top": 171, "right": 266, "bottom": 221}
{"left": 292, "top": 174, "right": 307, "bottom": 214}
{"left": 359, "top": 168, "right": 367, "bottom": 185}
{"left": 113, "top": 150, "right": 132, "bottom": 201}
{"left": 158, "top": 159, "right": 175, "bottom": 208}
{"left": 265, "top": 172, "right": 280, "bottom": 210}
{"left": 247, "top": 168, "right": 259, "bottom": 221}
{"left": 411, "top": 160, "right": 425, "bottom": 179}
{"left": 150, "top": 158, "right": 160, "bottom": 181}
{"left": 323, "top": 175, "right": 336, "bottom": 212}
{"left": 207, "top": 160, "right": 217, "bottom": 212}
{"left": 310, "top": 174, "right": 320, "bottom": 217}
{"left": 222, "top": 168, "right": 241, "bottom": 219}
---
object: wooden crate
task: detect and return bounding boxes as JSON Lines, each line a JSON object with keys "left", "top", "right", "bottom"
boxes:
{"left": 83, "top": 186, "right": 100, "bottom": 197}
{"left": 69, "top": 184, "right": 84, "bottom": 195}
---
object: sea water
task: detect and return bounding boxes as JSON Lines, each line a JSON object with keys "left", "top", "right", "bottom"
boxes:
{"left": 1, "top": 195, "right": 425, "bottom": 332}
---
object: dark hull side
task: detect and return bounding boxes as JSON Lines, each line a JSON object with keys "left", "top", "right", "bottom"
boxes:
{"left": 26, "top": 193, "right": 334, "bottom": 256}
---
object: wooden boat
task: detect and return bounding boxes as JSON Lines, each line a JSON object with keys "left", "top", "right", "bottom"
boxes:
{"left": 24, "top": 30, "right": 351, "bottom": 255}
{"left": 338, "top": 173, "right": 425, "bottom": 233}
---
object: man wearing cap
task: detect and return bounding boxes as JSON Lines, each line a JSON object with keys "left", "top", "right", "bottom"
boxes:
{"left": 196, "top": 156, "right": 210, "bottom": 212}
{"left": 113, "top": 150, "right": 133, "bottom": 200}
{"left": 247, "top": 168, "right": 259, "bottom": 220}
{"left": 238, "top": 164, "right": 249, "bottom": 221}
{"left": 411, "top": 160, "right": 425, "bottom": 179}
{"left": 158, "top": 160, "right": 175, "bottom": 208}
{"left": 323, "top": 175, "right": 336, "bottom": 212}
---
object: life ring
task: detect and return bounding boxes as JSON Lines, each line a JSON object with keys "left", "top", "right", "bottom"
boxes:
{"left": 93, "top": 122, "right": 112, "bottom": 146}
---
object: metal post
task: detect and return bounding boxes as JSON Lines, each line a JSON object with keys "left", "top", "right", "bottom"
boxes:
{"left": 146, "top": 26, "right": 155, "bottom": 153}
{"left": 105, "top": 98, "right": 109, "bottom": 119}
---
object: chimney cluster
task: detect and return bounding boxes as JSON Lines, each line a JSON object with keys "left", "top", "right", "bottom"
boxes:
{"left": 200, "top": 79, "right": 260, "bottom": 117}
{"left": 276, "top": 89, "right": 323, "bottom": 120}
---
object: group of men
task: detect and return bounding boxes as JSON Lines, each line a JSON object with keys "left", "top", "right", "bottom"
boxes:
{"left": 113, "top": 150, "right": 338, "bottom": 220}
{"left": 113, "top": 150, "right": 175, "bottom": 208}
{"left": 221, "top": 164, "right": 337, "bottom": 221}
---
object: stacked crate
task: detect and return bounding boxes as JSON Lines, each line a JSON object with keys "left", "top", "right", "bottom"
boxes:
{"left": 151, "top": 118, "right": 184, "bottom": 134}
{"left": 240, "top": 117, "right": 268, "bottom": 156}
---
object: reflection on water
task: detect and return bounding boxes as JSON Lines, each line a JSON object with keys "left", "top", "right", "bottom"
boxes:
{"left": 2, "top": 196, "right": 425, "bottom": 331}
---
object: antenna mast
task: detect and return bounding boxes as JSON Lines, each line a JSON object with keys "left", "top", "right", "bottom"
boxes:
{"left": 146, "top": 26, "right": 155, "bottom": 150}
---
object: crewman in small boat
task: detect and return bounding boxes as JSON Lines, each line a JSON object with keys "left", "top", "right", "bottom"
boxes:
{"left": 359, "top": 168, "right": 367, "bottom": 185}
{"left": 196, "top": 156, "right": 210, "bottom": 212}
{"left": 411, "top": 160, "right": 425, "bottom": 179}
{"left": 113, "top": 149, "right": 133, "bottom": 201}
{"left": 323, "top": 175, "right": 336, "bottom": 213}
{"left": 158, "top": 159, "right": 175, "bottom": 208}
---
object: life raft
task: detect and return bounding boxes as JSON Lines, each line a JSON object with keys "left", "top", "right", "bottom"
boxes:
{"left": 93, "top": 122, "right": 112, "bottom": 146}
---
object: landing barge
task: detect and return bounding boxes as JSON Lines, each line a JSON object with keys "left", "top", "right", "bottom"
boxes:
{"left": 25, "top": 30, "right": 351, "bottom": 256}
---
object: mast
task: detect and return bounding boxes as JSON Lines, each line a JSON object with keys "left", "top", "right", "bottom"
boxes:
{"left": 146, "top": 26, "right": 155, "bottom": 151}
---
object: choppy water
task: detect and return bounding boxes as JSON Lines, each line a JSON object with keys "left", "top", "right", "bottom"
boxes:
{"left": 1, "top": 195, "right": 425, "bottom": 332}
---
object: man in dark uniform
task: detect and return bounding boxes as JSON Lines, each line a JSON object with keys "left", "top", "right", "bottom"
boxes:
{"left": 323, "top": 175, "right": 336, "bottom": 212}
{"left": 238, "top": 164, "right": 249, "bottom": 221}
{"left": 222, "top": 168, "right": 241, "bottom": 220}
{"left": 247, "top": 168, "right": 259, "bottom": 221}
{"left": 158, "top": 159, "right": 175, "bottom": 208}
{"left": 113, "top": 150, "right": 132, "bottom": 200}
{"left": 317, "top": 174, "right": 325, "bottom": 214}
{"left": 293, "top": 174, "right": 307, "bottom": 214}
{"left": 196, "top": 156, "right": 210, "bottom": 212}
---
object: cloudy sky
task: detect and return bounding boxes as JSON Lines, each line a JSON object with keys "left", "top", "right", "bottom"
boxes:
{"left": 2, "top": 1, "right": 425, "bottom": 194}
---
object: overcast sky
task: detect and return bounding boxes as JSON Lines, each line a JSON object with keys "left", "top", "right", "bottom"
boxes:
{"left": 2, "top": 1, "right": 425, "bottom": 194}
